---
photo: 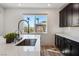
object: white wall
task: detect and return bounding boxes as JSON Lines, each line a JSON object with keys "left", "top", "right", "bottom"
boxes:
{"left": 4, "top": 8, "right": 61, "bottom": 46}
{"left": 0, "top": 6, "right": 5, "bottom": 35}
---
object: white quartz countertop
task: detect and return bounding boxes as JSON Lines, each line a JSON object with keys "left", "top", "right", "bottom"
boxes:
{"left": 0, "top": 35, "right": 40, "bottom": 56}
{"left": 56, "top": 33, "right": 79, "bottom": 43}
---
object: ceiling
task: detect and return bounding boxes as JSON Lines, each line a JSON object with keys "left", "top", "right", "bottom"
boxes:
{"left": 0, "top": 3, "right": 68, "bottom": 9}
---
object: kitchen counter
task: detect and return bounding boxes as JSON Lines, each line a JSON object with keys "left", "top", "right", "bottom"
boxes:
{"left": 0, "top": 35, "right": 40, "bottom": 56}
{"left": 56, "top": 33, "right": 79, "bottom": 43}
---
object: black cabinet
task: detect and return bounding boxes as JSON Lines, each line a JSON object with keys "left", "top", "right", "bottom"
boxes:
{"left": 60, "top": 7, "right": 67, "bottom": 27}
{"left": 55, "top": 35, "right": 71, "bottom": 56}
{"left": 63, "top": 39, "right": 71, "bottom": 56}
{"left": 72, "top": 4, "right": 79, "bottom": 26}
{"left": 71, "top": 40, "right": 79, "bottom": 56}
{"left": 55, "top": 35, "right": 67, "bottom": 52}
{"left": 66, "top": 4, "right": 73, "bottom": 26}
{"left": 59, "top": 3, "right": 79, "bottom": 27}
{"left": 71, "top": 44, "right": 79, "bottom": 56}
{"left": 55, "top": 35, "right": 79, "bottom": 56}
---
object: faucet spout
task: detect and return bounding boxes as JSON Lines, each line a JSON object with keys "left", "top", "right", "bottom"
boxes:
{"left": 18, "top": 20, "right": 29, "bottom": 37}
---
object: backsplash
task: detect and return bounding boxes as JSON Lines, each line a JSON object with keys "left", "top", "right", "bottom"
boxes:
{"left": 62, "top": 27, "right": 79, "bottom": 35}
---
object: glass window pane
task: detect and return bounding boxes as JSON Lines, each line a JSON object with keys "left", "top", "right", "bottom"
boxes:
{"left": 23, "top": 15, "right": 47, "bottom": 33}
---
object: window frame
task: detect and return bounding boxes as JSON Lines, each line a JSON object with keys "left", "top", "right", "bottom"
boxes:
{"left": 22, "top": 13, "right": 48, "bottom": 34}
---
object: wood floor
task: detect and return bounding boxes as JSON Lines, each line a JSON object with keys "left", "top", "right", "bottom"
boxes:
{"left": 40, "top": 45, "right": 63, "bottom": 56}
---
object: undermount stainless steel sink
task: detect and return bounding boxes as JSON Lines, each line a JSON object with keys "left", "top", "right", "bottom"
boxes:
{"left": 16, "top": 39, "right": 37, "bottom": 46}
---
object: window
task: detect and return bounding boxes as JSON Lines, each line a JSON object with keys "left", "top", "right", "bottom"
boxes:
{"left": 22, "top": 14, "right": 47, "bottom": 33}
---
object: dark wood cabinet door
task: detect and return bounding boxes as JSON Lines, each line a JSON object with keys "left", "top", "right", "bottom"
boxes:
{"left": 71, "top": 41, "right": 79, "bottom": 56}
{"left": 59, "top": 11, "right": 63, "bottom": 27}
{"left": 71, "top": 45, "right": 79, "bottom": 56}
{"left": 56, "top": 36, "right": 60, "bottom": 49}
{"left": 59, "top": 37, "right": 65, "bottom": 51}
{"left": 59, "top": 4, "right": 69, "bottom": 27}
{"left": 66, "top": 4, "right": 73, "bottom": 26}
{"left": 55, "top": 35, "right": 62, "bottom": 49}
{"left": 72, "top": 3, "right": 79, "bottom": 26}
{"left": 59, "top": 8, "right": 67, "bottom": 27}
{"left": 59, "top": 10, "right": 64, "bottom": 27}
{"left": 63, "top": 39, "right": 71, "bottom": 56}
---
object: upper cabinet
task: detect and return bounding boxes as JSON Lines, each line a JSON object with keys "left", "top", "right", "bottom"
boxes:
{"left": 59, "top": 3, "right": 79, "bottom": 27}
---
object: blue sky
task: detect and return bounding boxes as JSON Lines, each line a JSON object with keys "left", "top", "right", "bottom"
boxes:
{"left": 23, "top": 15, "right": 47, "bottom": 27}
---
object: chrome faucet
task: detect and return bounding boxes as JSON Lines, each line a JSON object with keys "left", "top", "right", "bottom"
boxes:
{"left": 18, "top": 18, "right": 30, "bottom": 38}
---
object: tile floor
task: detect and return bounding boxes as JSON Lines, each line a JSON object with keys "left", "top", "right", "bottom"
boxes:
{"left": 40, "top": 45, "right": 63, "bottom": 56}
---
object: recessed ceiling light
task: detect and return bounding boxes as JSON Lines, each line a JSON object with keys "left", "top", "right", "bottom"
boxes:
{"left": 48, "top": 4, "right": 51, "bottom": 7}
{"left": 18, "top": 3, "right": 22, "bottom": 6}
